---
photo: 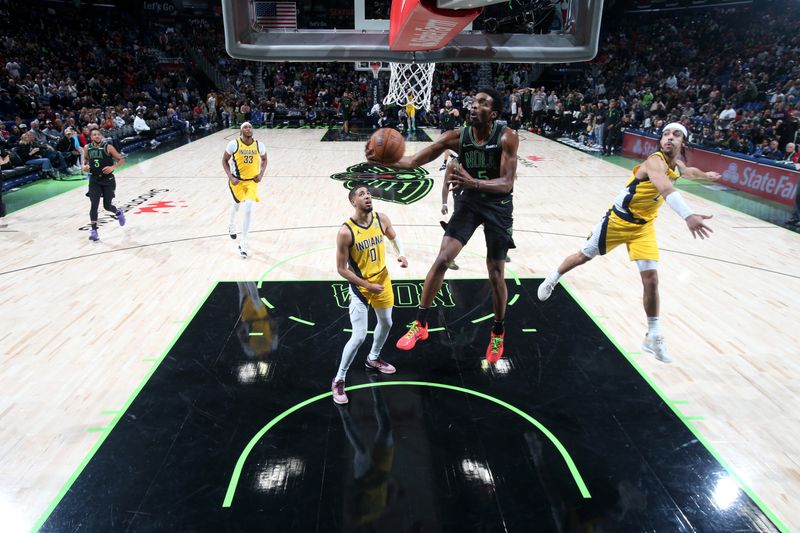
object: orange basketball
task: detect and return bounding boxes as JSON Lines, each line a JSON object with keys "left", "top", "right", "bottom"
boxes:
{"left": 368, "top": 128, "right": 405, "bottom": 165}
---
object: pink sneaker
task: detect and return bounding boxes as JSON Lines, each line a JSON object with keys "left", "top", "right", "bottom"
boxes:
{"left": 332, "top": 380, "right": 348, "bottom": 404}
{"left": 365, "top": 357, "right": 396, "bottom": 374}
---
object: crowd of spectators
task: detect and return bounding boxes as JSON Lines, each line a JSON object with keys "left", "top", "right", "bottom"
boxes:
{"left": 0, "top": 4, "right": 220, "bottom": 177}
{"left": 3, "top": 1, "right": 800, "bottom": 182}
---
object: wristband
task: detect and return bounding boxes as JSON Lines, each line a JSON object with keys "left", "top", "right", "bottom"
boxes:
{"left": 389, "top": 236, "right": 405, "bottom": 257}
{"left": 665, "top": 191, "right": 693, "bottom": 219}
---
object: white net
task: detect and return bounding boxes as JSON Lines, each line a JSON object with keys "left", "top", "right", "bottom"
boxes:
{"left": 382, "top": 62, "right": 436, "bottom": 111}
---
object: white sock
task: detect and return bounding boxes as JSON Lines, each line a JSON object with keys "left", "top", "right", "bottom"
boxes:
{"left": 647, "top": 317, "right": 661, "bottom": 336}
{"left": 368, "top": 307, "right": 393, "bottom": 361}
{"left": 547, "top": 270, "right": 562, "bottom": 284}
{"left": 241, "top": 200, "right": 253, "bottom": 245}
{"left": 228, "top": 203, "right": 239, "bottom": 228}
{"left": 336, "top": 291, "right": 368, "bottom": 381}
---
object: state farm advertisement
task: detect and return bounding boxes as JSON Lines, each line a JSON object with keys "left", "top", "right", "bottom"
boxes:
{"left": 622, "top": 131, "right": 799, "bottom": 207}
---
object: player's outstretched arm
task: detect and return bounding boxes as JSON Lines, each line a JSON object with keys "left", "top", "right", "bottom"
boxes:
{"left": 647, "top": 156, "right": 714, "bottom": 240}
{"left": 365, "top": 129, "right": 460, "bottom": 169}
{"left": 675, "top": 160, "right": 721, "bottom": 181}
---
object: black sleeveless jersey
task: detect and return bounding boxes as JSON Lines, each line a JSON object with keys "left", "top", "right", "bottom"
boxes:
{"left": 87, "top": 142, "right": 115, "bottom": 179}
{"left": 459, "top": 122, "right": 510, "bottom": 200}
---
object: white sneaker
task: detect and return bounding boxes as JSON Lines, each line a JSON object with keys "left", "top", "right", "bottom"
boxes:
{"left": 642, "top": 334, "right": 672, "bottom": 363}
{"left": 537, "top": 274, "right": 558, "bottom": 301}
{"left": 0, "top": 220, "right": 7, "bottom": 228}
{"left": 228, "top": 224, "right": 237, "bottom": 240}
{"left": 238, "top": 243, "right": 248, "bottom": 258}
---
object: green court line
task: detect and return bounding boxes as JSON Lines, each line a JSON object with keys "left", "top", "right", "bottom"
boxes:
{"left": 99, "top": 410, "right": 120, "bottom": 415}
{"left": 222, "top": 380, "right": 591, "bottom": 508}
{"left": 257, "top": 245, "right": 333, "bottom": 288}
{"left": 288, "top": 316, "right": 315, "bottom": 326}
{"left": 248, "top": 332, "right": 264, "bottom": 336}
{"left": 260, "top": 296, "right": 274, "bottom": 310}
{"left": 86, "top": 427, "right": 110, "bottom": 433}
{"left": 682, "top": 416, "right": 705, "bottom": 421}
{"left": 522, "top": 328, "right": 538, "bottom": 333}
{"left": 508, "top": 294, "right": 520, "bottom": 306}
{"left": 143, "top": 358, "right": 158, "bottom": 362}
{"left": 560, "top": 282, "right": 788, "bottom": 532}
{"left": 32, "top": 282, "right": 219, "bottom": 533}
{"left": 427, "top": 327, "right": 446, "bottom": 332}
{"left": 471, "top": 313, "right": 495, "bottom": 324}
{"left": 591, "top": 315, "right": 607, "bottom": 319}
{"left": 343, "top": 328, "right": 374, "bottom": 334}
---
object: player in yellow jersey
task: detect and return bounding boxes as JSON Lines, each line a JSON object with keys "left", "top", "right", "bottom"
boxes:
{"left": 222, "top": 122, "right": 267, "bottom": 258}
{"left": 537, "top": 123, "right": 721, "bottom": 363}
{"left": 332, "top": 185, "right": 408, "bottom": 404}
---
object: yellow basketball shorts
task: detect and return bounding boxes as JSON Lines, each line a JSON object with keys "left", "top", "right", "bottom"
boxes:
{"left": 352, "top": 269, "right": 394, "bottom": 309}
{"left": 229, "top": 178, "right": 260, "bottom": 203}
{"left": 582, "top": 212, "right": 659, "bottom": 261}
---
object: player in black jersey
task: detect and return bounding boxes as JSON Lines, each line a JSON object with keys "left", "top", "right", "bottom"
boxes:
{"left": 366, "top": 89, "right": 519, "bottom": 363}
{"left": 82, "top": 128, "right": 126, "bottom": 241}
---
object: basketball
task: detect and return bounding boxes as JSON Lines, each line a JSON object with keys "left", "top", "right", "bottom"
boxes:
{"left": 368, "top": 128, "right": 405, "bottom": 165}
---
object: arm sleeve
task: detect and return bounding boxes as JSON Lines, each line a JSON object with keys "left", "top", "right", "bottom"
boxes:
{"left": 258, "top": 141, "right": 267, "bottom": 156}
{"left": 225, "top": 140, "right": 238, "bottom": 155}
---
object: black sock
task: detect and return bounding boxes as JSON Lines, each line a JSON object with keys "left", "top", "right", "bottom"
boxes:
{"left": 492, "top": 320, "right": 504, "bottom": 335}
{"left": 91, "top": 222, "right": 98, "bottom": 230}
{"left": 417, "top": 307, "right": 429, "bottom": 325}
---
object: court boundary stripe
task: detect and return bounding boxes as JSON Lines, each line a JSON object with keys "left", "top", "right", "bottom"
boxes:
{"left": 561, "top": 282, "right": 789, "bottom": 533}
{"left": 31, "top": 282, "right": 219, "bottom": 533}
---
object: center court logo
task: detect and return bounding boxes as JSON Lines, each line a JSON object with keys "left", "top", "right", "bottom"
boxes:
{"left": 330, "top": 162, "right": 433, "bottom": 205}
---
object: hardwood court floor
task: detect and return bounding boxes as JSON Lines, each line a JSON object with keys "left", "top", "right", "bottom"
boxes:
{"left": 0, "top": 128, "right": 798, "bottom": 531}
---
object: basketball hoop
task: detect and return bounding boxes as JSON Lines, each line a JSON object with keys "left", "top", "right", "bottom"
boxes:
{"left": 383, "top": 62, "right": 436, "bottom": 112}
{"left": 369, "top": 61, "right": 382, "bottom": 80}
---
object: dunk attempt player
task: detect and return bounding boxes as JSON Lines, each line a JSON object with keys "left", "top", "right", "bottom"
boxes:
{"left": 332, "top": 185, "right": 408, "bottom": 405}
{"left": 537, "top": 123, "right": 721, "bottom": 363}
{"left": 222, "top": 122, "right": 267, "bottom": 258}
{"left": 367, "top": 89, "right": 517, "bottom": 363}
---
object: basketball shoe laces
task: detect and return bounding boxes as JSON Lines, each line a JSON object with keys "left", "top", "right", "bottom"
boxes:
{"left": 489, "top": 335, "right": 503, "bottom": 354}
{"left": 405, "top": 321, "right": 422, "bottom": 338}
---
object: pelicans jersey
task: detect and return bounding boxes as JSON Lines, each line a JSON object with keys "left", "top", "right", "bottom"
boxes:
{"left": 226, "top": 137, "right": 266, "bottom": 203}
{"left": 343, "top": 213, "right": 393, "bottom": 309}
{"left": 584, "top": 151, "right": 681, "bottom": 262}
{"left": 611, "top": 151, "right": 680, "bottom": 224}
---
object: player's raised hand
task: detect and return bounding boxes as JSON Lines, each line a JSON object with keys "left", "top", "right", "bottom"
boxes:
{"left": 364, "top": 141, "right": 379, "bottom": 163}
{"left": 686, "top": 214, "right": 714, "bottom": 239}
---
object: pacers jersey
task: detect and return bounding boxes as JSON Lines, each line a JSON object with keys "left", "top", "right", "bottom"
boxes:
{"left": 459, "top": 122, "right": 510, "bottom": 199}
{"left": 87, "top": 142, "right": 114, "bottom": 179}
{"left": 344, "top": 213, "right": 386, "bottom": 282}
{"left": 227, "top": 137, "right": 264, "bottom": 180}
{"left": 611, "top": 151, "right": 680, "bottom": 224}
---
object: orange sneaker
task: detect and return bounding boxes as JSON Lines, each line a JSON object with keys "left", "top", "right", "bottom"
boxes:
{"left": 485, "top": 331, "right": 505, "bottom": 364}
{"left": 396, "top": 320, "right": 428, "bottom": 350}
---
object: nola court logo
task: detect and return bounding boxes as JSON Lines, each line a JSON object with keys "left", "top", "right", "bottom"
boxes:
{"left": 330, "top": 162, "right": 433, "bottom": 205}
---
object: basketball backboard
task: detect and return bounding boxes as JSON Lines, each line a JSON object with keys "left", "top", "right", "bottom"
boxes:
{"left": 221, "top": 0, "right": 604, "bottom": 63}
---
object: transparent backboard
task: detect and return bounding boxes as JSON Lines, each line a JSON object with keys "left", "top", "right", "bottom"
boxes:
{"left": 222, "top": 0, "right": 604, "bottom": 63}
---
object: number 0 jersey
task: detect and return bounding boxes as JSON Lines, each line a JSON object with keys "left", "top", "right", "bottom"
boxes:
{"left": 343, "top": 213, "right": 387, "bottom": 282}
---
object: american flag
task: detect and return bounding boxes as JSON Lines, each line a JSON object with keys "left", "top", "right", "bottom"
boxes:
{"left": 254, "top": 1, "right": 297, "bottom": 30}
